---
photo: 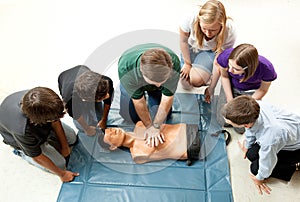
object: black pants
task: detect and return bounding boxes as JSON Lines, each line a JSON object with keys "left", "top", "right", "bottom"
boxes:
{"left": 246, "top": 143, "right": 300, "bottom": 181}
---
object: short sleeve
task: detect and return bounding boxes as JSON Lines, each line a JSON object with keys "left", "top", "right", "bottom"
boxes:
{"left": 259, "top": 56, "right": 277, "bottom": 82}
{"left": 221, "top": 19, "right": 237, "bottom": 50}
{"left": 13, "top": 133, "right": 42, "bottom": 157}
{"left": 179, "top": 8, "right": 198, "bottom": 33}
{"left": 216, "top": 48, "right": 233, "bottom": 68}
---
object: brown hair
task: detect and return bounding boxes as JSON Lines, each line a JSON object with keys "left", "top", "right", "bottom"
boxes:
{"left": 21, "top": 87, "right": 65, "bottom": 125}
{"left": 140, "top": 48, "right": 173, "bottom": 83}
{"left": 75, "top": 71, "right": 109, "bottom": 102}
{"left": 229, "top": 43, "right": 259, "bottom": 82}
{"left": 193, "top": 0, "right": 227, "bottom": 52}
{"left": 221, "top": 95, "right": 260, "bottom": 125}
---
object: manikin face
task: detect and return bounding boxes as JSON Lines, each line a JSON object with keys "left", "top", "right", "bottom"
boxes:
{"left": 104, "top": 128, "right": 125, "bottom": 150}
{"left": 199, "top": 20, "right": 222, "bottom": 39}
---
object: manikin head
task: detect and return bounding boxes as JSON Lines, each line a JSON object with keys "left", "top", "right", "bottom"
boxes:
{"left": 104, "top": 128, "right": 126, "bottom": 150}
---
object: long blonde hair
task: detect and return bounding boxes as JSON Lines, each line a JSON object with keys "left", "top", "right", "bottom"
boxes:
{"left": 193, "top": 0, "right": 227, "bottom": 52}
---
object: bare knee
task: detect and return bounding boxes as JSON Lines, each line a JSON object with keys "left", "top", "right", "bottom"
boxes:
{"left": 189, "top": 68, "right": 210, "bottom": 87}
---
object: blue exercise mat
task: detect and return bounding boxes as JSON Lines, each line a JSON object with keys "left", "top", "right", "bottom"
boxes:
{"left": 57, "top": 92, "right": 233, "bottom": 202}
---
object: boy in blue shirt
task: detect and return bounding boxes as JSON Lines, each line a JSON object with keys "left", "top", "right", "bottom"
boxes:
{"left": 222, "top": 95, "right": 300, "bottom": 195}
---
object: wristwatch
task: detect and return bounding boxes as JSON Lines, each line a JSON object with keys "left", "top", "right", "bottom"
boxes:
{"left": 153, "top": 123, "right": 160, "bottom": 129}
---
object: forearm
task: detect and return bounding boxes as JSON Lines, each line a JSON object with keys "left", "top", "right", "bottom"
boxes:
{"left": 101, "top": 104, "right": 111, "bottom": 121}
{"left": 153, "top": 95, "right": 173, "bottom": 125}
{"left": 208, "top": 60, "right": 221, "bottom": 91}
{"left": 132, "top": 97, "right": 152, "bottom": 128}
{"left": 251, "top": 82, "right": 271, "bottom": 100}
{"left": 33, "top": 153, "right": 65, "bottom": 177}
{"left": 252, "top": 90, "right": 267, "bottom": 101}
{"left": 76, "top": 115, "right": 96, "bottom": 136}
{"left": 76, "top": 116, "right": 90, "bottom": 131}
{"left": 256, "top": 147, "right": 277, "bottom": 180}
{"left": 51, "top": 121, "right": 69, "bottom": 151}
{"left": 179, "top": 29, "right": 191, "bottom": 65}
{"left": 221, "top": 77, "right": 234, "bottom": 102}
{"left": 180, "top": 43, "right": 191, "bottom": 65}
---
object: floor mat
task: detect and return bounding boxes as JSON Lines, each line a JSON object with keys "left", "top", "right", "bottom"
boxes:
{"left": 57, "top": 92, "right": 233, "bottom": 202}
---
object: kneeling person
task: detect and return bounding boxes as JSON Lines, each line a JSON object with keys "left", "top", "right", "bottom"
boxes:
{"left": 58, "top": 65, "right": 114, "bottom": 136}
{"left": 222, "top": 95, "right": 300, "bottom": 195}
{"left": 0, "top": 87, "right": 78, "bottom": 182}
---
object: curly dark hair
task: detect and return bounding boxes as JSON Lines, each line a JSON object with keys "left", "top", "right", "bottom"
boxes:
{"left": 21, "top": 87, "right": 65, "bottom": 125}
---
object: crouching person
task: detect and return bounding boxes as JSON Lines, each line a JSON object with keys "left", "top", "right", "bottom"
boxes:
{"left": 0, "top": 87, "right": 79, "bottom": 182}
{"left": 222, "top": 95, "right": 300, "bottom": 195}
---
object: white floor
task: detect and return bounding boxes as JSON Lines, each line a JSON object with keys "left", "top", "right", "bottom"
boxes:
{"left": 1, "top": 0, "right": 300, "bottom": 201}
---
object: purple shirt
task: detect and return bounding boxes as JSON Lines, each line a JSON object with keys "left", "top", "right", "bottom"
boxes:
{"left": 217, "top": 48, "right": 277, "bottom": 91}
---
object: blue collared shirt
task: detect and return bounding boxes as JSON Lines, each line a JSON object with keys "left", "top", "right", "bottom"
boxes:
{"left": 245, "top": 101, "right": 300, "bottom": 180}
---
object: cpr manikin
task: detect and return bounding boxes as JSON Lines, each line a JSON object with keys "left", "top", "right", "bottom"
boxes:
{"left": 103, "top": 121, "right": 200, "bottom": 165}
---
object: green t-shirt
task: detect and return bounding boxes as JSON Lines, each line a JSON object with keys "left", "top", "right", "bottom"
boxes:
{"left": 118, "top": 43, "right": 180, "bottom": 99}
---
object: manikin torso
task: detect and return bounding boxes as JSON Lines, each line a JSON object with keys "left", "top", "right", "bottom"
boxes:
{"left": 104, "top": 121, "right": 188, "bottom": 164}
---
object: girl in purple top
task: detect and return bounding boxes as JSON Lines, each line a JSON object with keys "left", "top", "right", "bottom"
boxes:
{"left": 205, "top": 43, "right": 277, "bottom": 103}
{"left": 205, "top": 43, "right": 277, "bottom": 133}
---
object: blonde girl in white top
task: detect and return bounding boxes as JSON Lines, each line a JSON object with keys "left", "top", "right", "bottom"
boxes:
{"left": 179, "top": 0, "right": 237, "bottom": 89}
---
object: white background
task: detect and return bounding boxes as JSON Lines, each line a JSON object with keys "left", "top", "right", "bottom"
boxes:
{"left": 0, "top": 0, "right": 300, "bottom": 201}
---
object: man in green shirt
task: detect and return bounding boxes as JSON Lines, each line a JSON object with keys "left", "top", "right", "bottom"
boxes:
{"left": 118, "top": 43, "right": 180, "bottom": 147}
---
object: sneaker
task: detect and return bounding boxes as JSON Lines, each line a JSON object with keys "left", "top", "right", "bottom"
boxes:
{"left": 12, "top": 149, "right": 22, "bottom": 157}
{"left": 233, "top": 127, "right": 245, "bottom": 134}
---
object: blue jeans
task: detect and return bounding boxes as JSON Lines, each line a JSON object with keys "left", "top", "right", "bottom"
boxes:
{"left": 14, "top": 122, "right": 77, "bottom": 172}
{"left": 180, "top": 46, "right": 215, "bottom": 74}
{"left": 119, "top": 84, "right": 171, "bottom": 123}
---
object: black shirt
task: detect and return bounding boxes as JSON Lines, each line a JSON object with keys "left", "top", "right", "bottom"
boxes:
{"left": 0, "top": 90, "right": 52, "bottom": 157}
{"left": 58, "top": 65, "right": 114, "bottom": 119}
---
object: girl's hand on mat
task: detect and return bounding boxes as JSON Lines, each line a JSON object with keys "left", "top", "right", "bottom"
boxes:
{"left": 180, "top": 64, "right": 191, "bottom": 79}
{"left": 250, "top": 174, "right": 271, "bottom": 195}
{"left": 144, "top": 126, "right": 165, "bottom": 147}
{"left": 204, "top": 87, "right": 213, "bottom": 104}
{"left": 238, "top": 140, "right": 247, "bottom": 159}
{"left": 61, "top": 170, "right": 80, "bottom": 182}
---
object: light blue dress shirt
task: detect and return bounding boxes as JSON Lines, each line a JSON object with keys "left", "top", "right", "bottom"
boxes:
{"left": 245, "top": 101, "right": 300, "bottom": 180}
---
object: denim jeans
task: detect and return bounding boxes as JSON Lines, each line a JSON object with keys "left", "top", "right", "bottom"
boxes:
{"left": 180, "top": 46, "right": 215, "bottom": 74}
{"left": 14, "top": 122, "right": 76, "bottom": 172}
{"left": 119, "top": 84, "right": 171, "bottom": 124}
